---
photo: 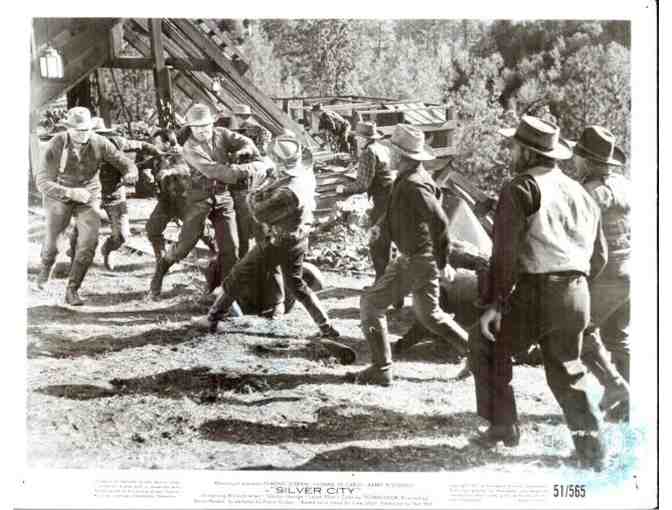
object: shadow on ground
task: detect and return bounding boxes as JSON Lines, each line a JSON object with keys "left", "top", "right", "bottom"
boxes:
{"left": 34, "top": 367, "right": 348, "bottom": 401}
{"left": 238, "top": 443, "right": 574, "bottom": 472}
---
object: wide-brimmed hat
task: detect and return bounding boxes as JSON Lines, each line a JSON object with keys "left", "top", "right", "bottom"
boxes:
{"left": 91, "top": 116, "right": 116, "bottom": 134}
{"left": 185, "top": 103, "right": 215, "bottom": 126}
{"left": 64, "top": 107, "right": 93, "bottom": 130}
{"left": 498, "top": 115, "right": 572, "bottom": 160}
{"left": 356, "top": 121, "right": 383, "bottom": 140}
{"left": 570, "top": 125, "right": 626, "bottom": 166}
{"left": 389, "top": 124, "right": 435, "bottom": 161}
{"left": 267, "top": 136, "right": 308, "bottom": 176}
{"left": 232, "top": 104, "right": 252, "bottom": 116}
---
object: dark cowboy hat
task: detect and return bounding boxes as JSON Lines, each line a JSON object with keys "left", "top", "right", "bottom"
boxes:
{"left": 498, "top": 115, "right": 573, "bottom": 160}
{"left": 570, "top": 125, "right": 626, "bottom": 166}
{"left": 356, "top": 121, "right": 383, "bottom": 140}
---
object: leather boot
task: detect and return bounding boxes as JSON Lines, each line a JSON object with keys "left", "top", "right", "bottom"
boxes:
{"left": 36, "top": 260, "right": 55, "bottom": 289}
{"left": 572, "top": 432, "right": 606, "bottom": 471}
{"left": 470, "top": 423, "right": 520, "bottom": 448}
{"left": 101, "top": 237, "right": 114, "bottom": 271}
{"left": 150, "top": 239, "right": 166, "bottom": 261}
{"left": 65, "top": 260, "right": 90, "bottom": 306}
{"left": 583, "top": 343, "right": 630, "bottom": 411}
{"left": 345, "top": 327, "right": 392, "bottom": 386}
{"left": 392, "top": 322, "right": 426, "bottom": 355}
{"left": 607, "top": 353, "right": 630, "bottom": 422}
{"left": 149, "top": 257, "right": 173, "bottom": 299}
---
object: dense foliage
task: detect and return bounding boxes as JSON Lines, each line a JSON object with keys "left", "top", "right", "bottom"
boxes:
{"left": 243, "top": 19, "right": 631, "bottom": 191}
{"left": 87, "top": 19, "right": 630, "bottom": 192}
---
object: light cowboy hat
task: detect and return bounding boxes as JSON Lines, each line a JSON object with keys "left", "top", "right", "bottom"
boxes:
{"left": 91, "top": 117, "right": 117, "bottom": 134}
{"left": 232, "top": 104, "right": 252, "bottom": 116}
{"left": 356, "top": 121, "right": 383, "bottom": 140}
{"left": 64, "top": 107, "right": 93, "bottom": 130}
{"left": 498, "top": 115, "right": 572, "bottom": 160}
{"left": 570, "top": 125, "right": 626, "bottom": 166}
{"left": 185, "top": 103, "right": 215, "bottom": 126}
{"left": 388, "top": 123, "right": 435, "bottom": 161}
{"left": 267, "top": 136, "right": 311, "bottom": 176}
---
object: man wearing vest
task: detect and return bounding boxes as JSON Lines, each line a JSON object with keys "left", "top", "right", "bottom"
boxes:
{"left": 470, "top": 115, "right": 609, "bottom": 471}
{"left": 573, "top": 126, "right": 631, "bottom": 422}
{"left": 195, "top": 135, "right": 344, "bottom": 344}
{"left": 347, "top": 124, "right": 469, "bottom": 387}
{"left": 35, "top": 107, "right": 138, "bottom": 305}
{"left": 335, "top": 121, "right": 395, "bottom": 282}
{"left": 149, "top": 104, "right": 258, "bottom": 299}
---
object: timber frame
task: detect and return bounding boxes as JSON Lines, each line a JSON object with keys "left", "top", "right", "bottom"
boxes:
{"left": 31, "top": 18, "right": 309, "bottom": 145}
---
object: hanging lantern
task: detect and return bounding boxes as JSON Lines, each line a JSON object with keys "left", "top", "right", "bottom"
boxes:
{"left": 39, "top": 45, "right": 64, "bottom": 79}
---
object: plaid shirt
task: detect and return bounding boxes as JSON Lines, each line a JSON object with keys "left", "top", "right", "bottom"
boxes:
{"left": 343, "top": 141, "right": 392, "bottom": 196}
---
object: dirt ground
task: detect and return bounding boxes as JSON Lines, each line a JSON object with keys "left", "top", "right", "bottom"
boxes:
{"left": 25, "top": 198, "right": 640, "bottom": 480}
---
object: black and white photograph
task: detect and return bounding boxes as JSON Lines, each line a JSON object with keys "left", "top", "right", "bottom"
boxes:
{"left": 6, "top": 2, "right": 660, "bottom": 508}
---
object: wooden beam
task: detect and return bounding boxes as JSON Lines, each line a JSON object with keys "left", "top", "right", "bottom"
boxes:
{"left": 149, "top": 19, "right": 175, "bottom": 128}
{"left": 196, "top": 19, "right": 249, "bottom": 75}
{"left": 170, "top": 18, "right": 305, "bottom": 140}
{"left": 104, "top": 57, "right": 220, "bottom": 72}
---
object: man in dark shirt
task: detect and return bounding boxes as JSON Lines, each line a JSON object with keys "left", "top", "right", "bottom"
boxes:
{"left": 470, "top": 115, "right": 608, "bottom": 471}
{"left": 346, "top": 124, "right": 469, "bottom": 387}
{"left": 35, "top": 107, "right": 137, "bottom": 305}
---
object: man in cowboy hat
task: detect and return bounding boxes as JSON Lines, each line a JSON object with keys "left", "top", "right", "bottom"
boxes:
{"left": 231, "top": 104, "right": 272, "bottom": 153}
{"left": 150, "top": 103, "right": 261, "bottom": 299}
{"left": 35, "top": 106, "right": 138, "bottom": 305}
{"left": 67, "top": 117, "right": 160, "bottom": 271}
{"left": 573, "top": 125, "right": 631, "bottom": 422}
{"left": 335, "top": 121, "right": 395, "bottom": 282}
{"left": 470, "top": 115, "right": 609, "bottom": 470}
{"left": 195, "top": 135, "right": 346, "bottom": 345}
{"left": 347, "top": 124, "right": 469, "bottom": 387}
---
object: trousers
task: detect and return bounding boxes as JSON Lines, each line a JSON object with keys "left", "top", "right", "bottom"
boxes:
{"left": 368, "top": 189, "right": 392, "bottom": 281}
{"left": 217, "top": 235, "right": 328, "bottom": 326}
{"left": 42, "top": 196, "right": 100, "bottom": 267}
{"left": 360, "top": 254, "right": 467, "bottom": 354}
{"left": 470, "top": 274, "right": 601, "bottom": 432}
{"left": 146, "top": 195, "right": 209, "bottom": 263}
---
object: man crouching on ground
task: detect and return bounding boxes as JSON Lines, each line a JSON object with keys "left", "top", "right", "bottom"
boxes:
{"left": 346, "top": 124, "right": 469, "bottom": 387}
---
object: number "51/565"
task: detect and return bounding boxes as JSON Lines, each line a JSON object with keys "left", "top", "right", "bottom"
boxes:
{"left": 553, "top": 484, "right": 586, "bottom": 497}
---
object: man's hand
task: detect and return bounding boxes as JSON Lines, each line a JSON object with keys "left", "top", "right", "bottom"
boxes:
{"left": 233, "top": 147, "right": 255, "bottom": 161}
{"left": 124, "top": 172, "right": 139, "bottom": 185}
{"left": 142, "top": 169, "right": 155, "bottom": 185}
{"left": 66, "top": 187, "right": 91, "bottom": 204}
{"left": 442, "top": 264, "right": 457, "bottom": 282}
{"left": 480, "top": 306, "right": 502, "bottom": 343}
{"left": 336, "top": 184, "right": 345, "bottom": 195}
